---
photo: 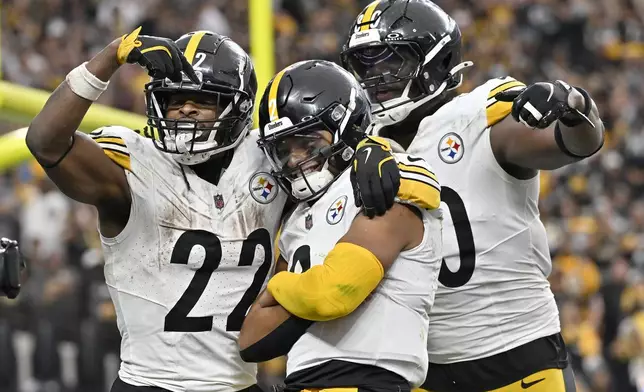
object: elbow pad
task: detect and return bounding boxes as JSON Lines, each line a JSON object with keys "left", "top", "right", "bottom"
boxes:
{"left": 239, "top": 316, "right": 313, "bottom": 363}
{"left": 267, "top": 242, "right": 384, "bottom": 321}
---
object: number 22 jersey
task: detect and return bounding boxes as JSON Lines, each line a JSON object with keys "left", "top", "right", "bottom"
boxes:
{"left": 407, "top": 77, "right": 560, "bottom": 364}
{"left": 93, "top": 126, "right": 287, "bottom": 391}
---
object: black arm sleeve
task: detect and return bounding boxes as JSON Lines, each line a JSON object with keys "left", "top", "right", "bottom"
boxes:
{"left": 240, "top": 316, "right": 313, "bottom": 363}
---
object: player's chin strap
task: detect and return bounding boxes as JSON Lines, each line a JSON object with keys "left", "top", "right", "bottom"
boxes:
{"left": 368, "top": 60, "right": 474, "bottom": 136}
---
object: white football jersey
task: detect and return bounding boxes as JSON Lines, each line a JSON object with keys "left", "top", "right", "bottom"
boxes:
{"left": 279, "top": 154, "right": 443, "bottom": 387}
{"left": 405, "top": 77, "right": 560, "bottom": 364}
{"left": 93, "top": 126, "right": 287, "bottom": 391}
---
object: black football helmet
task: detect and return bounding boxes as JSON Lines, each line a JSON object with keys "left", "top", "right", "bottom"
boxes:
{"left": 340, "top": 0, "right": 472, "bottom": 131}
{"left": 257, "top": 60, "right": 372, "bottom": 202}
{"left": 145, "top": 31, "right": 257, "bottom": 165}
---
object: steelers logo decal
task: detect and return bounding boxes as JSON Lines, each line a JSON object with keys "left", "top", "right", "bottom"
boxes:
{"left": 249, "top": 172, "right": 279, "bottom": 204}
{"left": 438, "top": 132, "right": 465, "bottom": 164}
{"left": 326, "top": 195, "right": 348, "bottom": 225}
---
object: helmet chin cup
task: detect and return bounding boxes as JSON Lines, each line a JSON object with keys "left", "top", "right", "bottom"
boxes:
{"left": 172, "top": 151, "right": 215, "bottom": 166}
{"left": 175, "top": 133, "right": 191, "bottom": 153}
{"left": 290, "top": 169, "right": 335, "bottom": 200}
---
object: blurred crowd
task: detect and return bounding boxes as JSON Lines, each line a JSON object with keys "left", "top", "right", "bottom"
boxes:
{"left": 1, "top": 0, "right": 644, "bottom": 391}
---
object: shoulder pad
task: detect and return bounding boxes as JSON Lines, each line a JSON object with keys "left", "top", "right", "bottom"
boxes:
{"left": 89, "top": 126, "right": 139, "bottom": 172}
{"left": 484, "top": 76, "right": 526, "bottom": 127}
{"left": 394, "top": 153, "right": 441, "bottom": 210}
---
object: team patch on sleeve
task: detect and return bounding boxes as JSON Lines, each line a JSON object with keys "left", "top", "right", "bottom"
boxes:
{"left": 396, "top": 155, "right": 441, "bottom": 210}
{"left": 90, "top": 128, "right": 132, "bottom": 172}
{"left": 485, "top": 77, "right": 526, "bottom": 127}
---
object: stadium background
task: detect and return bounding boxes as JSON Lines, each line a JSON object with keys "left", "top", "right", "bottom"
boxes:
{"left": 0, "top": 0, "right": 643, "bottom": 391}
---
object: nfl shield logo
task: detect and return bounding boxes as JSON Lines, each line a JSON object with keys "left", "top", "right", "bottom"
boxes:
{"left": 214, "top": 194, "right": 225, "bottom": 210}
{"left": 305, "top": 214, "right": 313, "bottom": 230}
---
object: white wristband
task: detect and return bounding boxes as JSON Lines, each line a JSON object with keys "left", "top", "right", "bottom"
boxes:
{"left": 65, "top": 62, "right": 110, "bottom": 101}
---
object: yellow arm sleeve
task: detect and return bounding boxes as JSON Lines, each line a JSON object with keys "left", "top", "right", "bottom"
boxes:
{"left": 486, "top": 77, "right": 526, "bottom": 127}
{"left": 267, "top": 242, "right": 384, "bottom": 321}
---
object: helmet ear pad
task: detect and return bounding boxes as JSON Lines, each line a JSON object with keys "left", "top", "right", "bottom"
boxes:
{"left": 233, "top": 94, "right": 254, "bottom": 118}
{"left": 421, "top": 36, "right": 463, "bottom": 93}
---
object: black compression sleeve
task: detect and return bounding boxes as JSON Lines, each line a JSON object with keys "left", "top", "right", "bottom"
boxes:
{"left": 240, "top": 316, "right": 313, "bottom": 363}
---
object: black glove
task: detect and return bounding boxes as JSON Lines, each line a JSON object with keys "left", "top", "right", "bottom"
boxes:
{"left": 116, "top": 26, "right": 200, "bottom": 84}
{"left": 350, "top": 136, "right": 401, "bottom": 218}
{"left": 0, "top": 238, "right": 25, "bottom": 299}
{"left": 495, "top": 80, "right": 593, "bottom": 129}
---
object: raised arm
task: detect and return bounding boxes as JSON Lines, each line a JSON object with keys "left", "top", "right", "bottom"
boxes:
{"left": 26, "top": 38, "right": 129, "bottom": 212}
{"left": 26, "top": 27, "right": 198, "bottom": 237}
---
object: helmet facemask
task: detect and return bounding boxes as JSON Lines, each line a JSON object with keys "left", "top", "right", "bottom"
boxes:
{"left": 343, "top": 42, "right": 424, "bottom": 109}
{"left": 265, "top": 126, "right": 338, "bottom": 201}
{"left": 259, "top": 89, "right": 367, "bottom": 202}
{"left": 145, "top": 73, "right": 254, "bottom": 165}
{"left": 342, "top": 34, "right": 473, "bottom": 134}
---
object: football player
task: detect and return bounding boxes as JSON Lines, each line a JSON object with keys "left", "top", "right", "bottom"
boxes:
{"left": 25, "top": 29, "right": 399, "bottom": 392}
{"left": 340, "top": 1, "right": 604, "bottom": 391}
{"left": 237, "top": 60, "right": 444, "bottom": 391}
{"left": 0, "top": 238, "right": 24, "bottom": 299}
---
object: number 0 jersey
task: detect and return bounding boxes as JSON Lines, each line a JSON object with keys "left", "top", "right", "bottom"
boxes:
{"left": 93, "top": 126, "right": 287, "bottom": 392}
{"left": 278, "top": 155, "right": 443, "bottom": 387}
{"left": 406, "top": 77, "right": 560, "bottom": 364}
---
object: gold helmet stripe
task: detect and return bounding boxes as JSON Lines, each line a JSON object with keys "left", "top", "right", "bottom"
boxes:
{"left": 268, "top": 69, "right": 288, "bottom": 122}
{"left": 183, "top": 31, "right": 207, "bottom": 64}
{"left": 360, "top": 1, "right": 382, "bottom": 31}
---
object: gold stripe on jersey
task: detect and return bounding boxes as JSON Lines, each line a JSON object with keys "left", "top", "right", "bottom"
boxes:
{"left": 488, "top": 79, "right": 525, "bottom": 99}
{"left": 93, "top": 137, "right": 126, "bottom": 147}
{"left": 102, "top": 149, "right": 132, "bottom": 172}
{"left": 268, "top": 68, "right": 287, "bottom": 121}
{"left": 89, "top": 128, "right": 105, "bottom": 138}
{"left": 486, "top": 101, "right": 513, "bottom": 128}
{"left": 486, "top": 79, "right": 526, "bottom": 127}
{"left": 360, "top": 1, "right": 381, "bottom": 31}
{"left": 183, "top": 31, "right": 207, "bottom": 64}
{"left": 398, "top": 175, "right": 441, "bottom": 210}
{"left": 398, "top": 162, "right": 439, "bottom": 186}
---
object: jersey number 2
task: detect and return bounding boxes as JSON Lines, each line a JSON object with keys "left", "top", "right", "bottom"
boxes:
{"left": 438, "top": 187, "right": 476, "bottom": 288}
{"left": 163, "top": 228, "right": 272, "bottom": 332}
